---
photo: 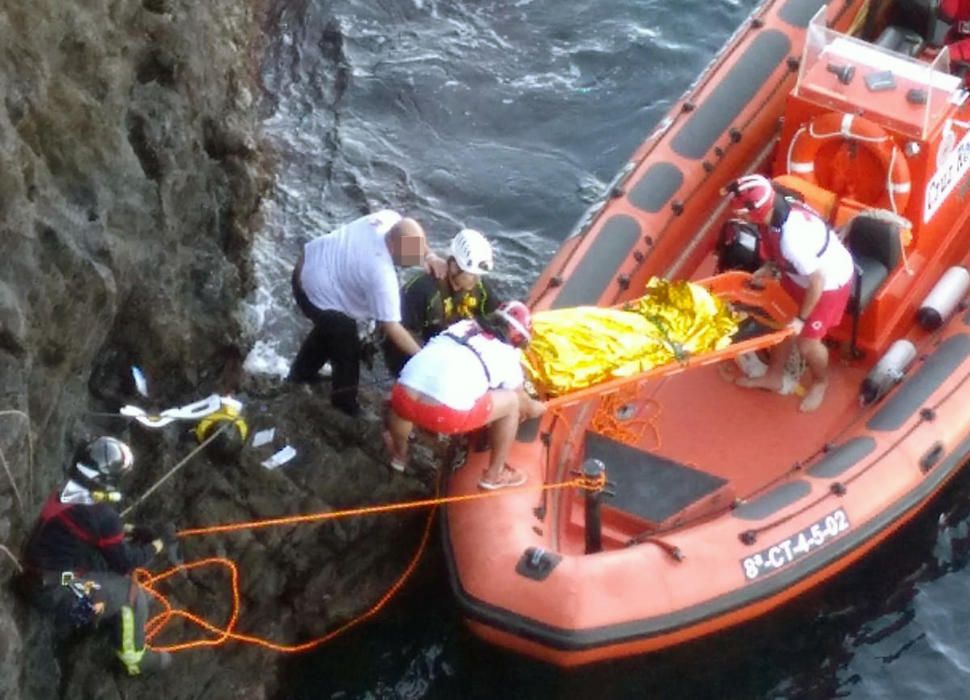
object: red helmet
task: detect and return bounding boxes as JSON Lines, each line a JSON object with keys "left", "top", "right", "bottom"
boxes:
{"left": 726, "top": 174, "right": 775, "bottom": 222}
{"left": 495, "top": 300, "right": 532, "bottom": 348}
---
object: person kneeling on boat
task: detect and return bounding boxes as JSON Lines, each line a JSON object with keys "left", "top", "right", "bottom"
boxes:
{"left": 724, "top": 174, "right": 854, "bottom": 413}
{"left": 385, "top": 300, "right": 546, "bottom": 489}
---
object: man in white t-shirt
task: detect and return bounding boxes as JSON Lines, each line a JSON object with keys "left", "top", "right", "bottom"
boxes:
{"left": 289, "top": 210, "right": 445, "bottom": 416}
{"left": 725, "top": 175, "right": 854, "bottom": 412}
{"left": 384, "top": 301, "right": 546, "bottom": 489}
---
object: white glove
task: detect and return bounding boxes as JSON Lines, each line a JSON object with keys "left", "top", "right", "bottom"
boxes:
{"left": 787, "top": 317, "right": 805, "bottom": 335}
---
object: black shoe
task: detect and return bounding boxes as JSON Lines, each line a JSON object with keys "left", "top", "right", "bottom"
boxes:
{"left": 119, "top": 649, "right": 171, "bottom": 676}
{"left": 332, "top": 401, "right": 361, "bottom": 417}
{"left": 139, "top": 650, "right": 172, "bottom": 674}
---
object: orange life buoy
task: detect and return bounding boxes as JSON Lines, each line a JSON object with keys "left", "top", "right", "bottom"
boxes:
{"left": 786, "top": 112, "right": 911, "bottom": 215}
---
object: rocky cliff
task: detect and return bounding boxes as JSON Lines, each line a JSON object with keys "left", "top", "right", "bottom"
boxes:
{"left": 0, "top": 2, "right": 429, "bottom": 698}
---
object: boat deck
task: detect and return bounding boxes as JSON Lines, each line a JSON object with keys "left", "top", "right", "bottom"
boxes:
{"left": 556, "top": 354, "right": 871, "bottom": 552}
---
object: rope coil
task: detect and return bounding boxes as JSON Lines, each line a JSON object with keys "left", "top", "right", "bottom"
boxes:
{"left": 139, "top": 477, "right": 590, "bottom": 654}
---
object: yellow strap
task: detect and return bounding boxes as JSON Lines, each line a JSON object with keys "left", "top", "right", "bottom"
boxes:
{"left": 116, "top": 605, "right": 144, "bottom": 676}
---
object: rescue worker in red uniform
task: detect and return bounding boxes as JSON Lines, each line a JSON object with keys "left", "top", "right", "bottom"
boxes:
{"left": 20, "top": 437, "right": 175, "bottom": 676}
{"left": 385, "top": 300, "right": 545, "bottom": 485}
{"left": 941, "top": 0, "right": 970, "bottom": 80}
{"left": 724, "top": 175, "right": 854, "bottom": 412}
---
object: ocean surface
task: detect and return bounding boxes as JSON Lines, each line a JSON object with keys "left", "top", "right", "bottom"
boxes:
{"left": 246, "top": 1, "right": 970, "bottom": 698}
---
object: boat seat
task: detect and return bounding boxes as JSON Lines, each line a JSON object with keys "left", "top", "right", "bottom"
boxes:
{"left": 883, "top": 0, "right": 949, "bottom": 48}
{"left": 874, "top": 25, "right": 925, "bottom": 57}
{"left": 845, "top": 215, "right": 903, "bottom": 354}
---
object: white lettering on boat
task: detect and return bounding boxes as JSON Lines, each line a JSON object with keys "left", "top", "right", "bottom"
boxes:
{"left": 925, "top": 127, "right": 970, "bottom": 223}
{"left": 741, "top": 508, "right": 850, "bottom": 581}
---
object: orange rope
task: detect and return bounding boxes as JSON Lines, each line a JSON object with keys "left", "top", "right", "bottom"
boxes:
{"left": 136, "top": 476, "right": 597, "bottom": 654}
{"left": 589, "top": 390, "right": 662, "bottom": 448}
{"left": 177, "top": 477, "right": 588, "bottom": 538}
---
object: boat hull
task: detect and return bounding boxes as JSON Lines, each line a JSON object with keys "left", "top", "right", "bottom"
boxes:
{"left": 443, "top": 0, "right": 970, "bottom": 667}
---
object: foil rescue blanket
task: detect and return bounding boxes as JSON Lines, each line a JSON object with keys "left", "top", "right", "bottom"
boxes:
{"left": 524, "top": 278, "right": 739, "bottom": 397}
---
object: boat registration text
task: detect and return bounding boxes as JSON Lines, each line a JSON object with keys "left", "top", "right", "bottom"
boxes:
{"left": 741, "top": 508, "right": 850, "bottom": 581}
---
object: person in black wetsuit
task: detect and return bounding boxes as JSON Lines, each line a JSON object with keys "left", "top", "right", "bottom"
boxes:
{"left": 20, "top": 436, "right": 175, "bottom": 676}
{"left": 383, "top": 228, "right": 502, "bottom": 377}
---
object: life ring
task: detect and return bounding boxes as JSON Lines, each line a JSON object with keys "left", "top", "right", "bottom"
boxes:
{"left": 786, "top": 112, "right": 911, "bottom": 215}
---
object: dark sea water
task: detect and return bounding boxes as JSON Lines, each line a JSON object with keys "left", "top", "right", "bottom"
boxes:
{"left": 248, "top": 1, "right": 970, "bottom": 698}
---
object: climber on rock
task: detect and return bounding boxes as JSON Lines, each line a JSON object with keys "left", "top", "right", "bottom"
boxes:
{"left": 19, "top": 436, "right": 176, "bottom": 676}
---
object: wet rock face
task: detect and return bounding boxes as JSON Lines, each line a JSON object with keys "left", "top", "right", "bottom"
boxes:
{"left": 0, "top": 3, "right": 443, "bottom": 697}
{"left": 0, "top": 0, "right": 268, "bottom": 697}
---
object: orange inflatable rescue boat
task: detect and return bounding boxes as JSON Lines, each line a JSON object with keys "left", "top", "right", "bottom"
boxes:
{"left": 442, "top": 0, "right": 970, "bottom": 666}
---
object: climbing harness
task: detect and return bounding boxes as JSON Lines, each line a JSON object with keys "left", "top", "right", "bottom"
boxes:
{"left": 442, "top": 324, "right": 493, "bottom": 384}
{"left": 61, "top": 571, "right": 101, "bottom": 628}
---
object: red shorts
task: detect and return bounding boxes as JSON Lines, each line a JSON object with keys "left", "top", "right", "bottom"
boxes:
{"left": 390, "top": 383, "right": 493, "bottom": 435}
{"left": 782, "top": 276, "right": 852, "bottom": 340}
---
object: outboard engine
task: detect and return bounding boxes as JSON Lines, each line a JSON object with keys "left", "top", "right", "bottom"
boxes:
{"left": 716, "top": 219, "right": 762, "bottom": 273}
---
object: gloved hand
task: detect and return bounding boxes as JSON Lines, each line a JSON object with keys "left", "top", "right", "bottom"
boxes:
{"left": 124, "top": 523, "right": 158, "bottom": 544}
{"left": 751, "top": 263, "right": 779, "bottom": 281}
{"left": 787, "top": 316, "right": 805, "bottom": 335}
{"left": 150, "top": 524, "right": 179, "bottom": 556}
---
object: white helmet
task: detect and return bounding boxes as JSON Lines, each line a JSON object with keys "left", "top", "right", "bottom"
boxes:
{"left": 450, "top": 229, "right": 494, "bottom": 275}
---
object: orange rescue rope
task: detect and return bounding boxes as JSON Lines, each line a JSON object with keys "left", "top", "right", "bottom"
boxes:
{"left": 136, "top": 476, "right": 597, "bottom": 654}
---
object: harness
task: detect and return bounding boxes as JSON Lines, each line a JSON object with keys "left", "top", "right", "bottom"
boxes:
{"left": 426, "top": 278, "right": 489, "bottom": 330}
{"left": 35, "top": 493, "right": 121, "bottom": 549}
{"left": 442, "top": 324, "right": 493, "bottom": 385}
{"left": 759, "top": 200, "right": 832, "bottom": 274}
{"left": 22, "top": 493, "right": 111, "bottom": 627}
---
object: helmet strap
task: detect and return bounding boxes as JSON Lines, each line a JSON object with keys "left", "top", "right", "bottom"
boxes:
{"left": 70, "top": 463, "right": 121, "bottom": 502}
{"left": 92, "top": 490, "right": 122, "bottom": 504}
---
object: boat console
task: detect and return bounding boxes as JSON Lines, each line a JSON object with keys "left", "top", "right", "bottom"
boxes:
{"left": 774, "top": 9, "right": 970, "bottom": 355}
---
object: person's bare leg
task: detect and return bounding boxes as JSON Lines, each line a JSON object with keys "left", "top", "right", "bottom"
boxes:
{"left": 736, "top": 337, "right": 794, "bottom": 391}
{"left": 386, "top": 409, "right": 413, "bottom": 460}
{"left": 516, "top": 388, "right": 546, "bottom": 421}
{"left": 480, "top": 390, "right": 520, "bottom": 484}
{"left": 798, "top": 337, "right": 829, "bottom": 412}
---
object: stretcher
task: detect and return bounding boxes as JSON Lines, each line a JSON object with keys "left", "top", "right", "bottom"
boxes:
{"left": 537, "top": 271, "right": 798, "bottom": 409}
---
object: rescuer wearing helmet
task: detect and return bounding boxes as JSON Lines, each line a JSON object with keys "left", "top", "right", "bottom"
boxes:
{"left": 382, "top": 228, "right": 503, "bottom": 377}
{"left": 20, "top": 437, "right": 176, "bottom": 676}
{"left": 384, "top": 300, "right": 545, "bottom": 488}
{"left": 288, "top": 210, "right": 447, "bottom": 416}
{"left": 724, "top": 174, "right": 854, "bottom": 412}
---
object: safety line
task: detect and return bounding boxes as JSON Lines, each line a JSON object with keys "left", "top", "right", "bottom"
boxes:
{"left": 0, "top": 544, "right": 23, "bottom": 574}
{"left": 177, "top": 476, "right": 594, "bottom": 538}
{"left": 135, "top": 475, "right": 603, "bottom": 654}
{"left": 121, "top": 421, "right": 231, "bottom": 517}
{"left": 0, "top": 409, "right": 34, "bottom": 514}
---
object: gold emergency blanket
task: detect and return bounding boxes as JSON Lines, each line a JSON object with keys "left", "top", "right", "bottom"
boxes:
{"left": 524, "top": 278, "right": 739, "bottom": 396}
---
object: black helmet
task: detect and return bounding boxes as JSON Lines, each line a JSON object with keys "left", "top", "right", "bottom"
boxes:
{"left": 69, "top": 436, "right": 134, "bottom": 493}
{"left": 716, "top": 219, "right": 762, "bottom": 273}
